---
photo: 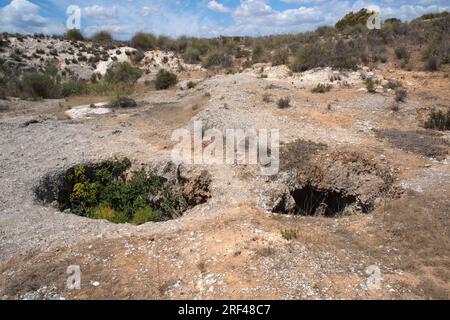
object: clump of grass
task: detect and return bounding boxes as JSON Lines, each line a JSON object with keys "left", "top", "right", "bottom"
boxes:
{"left": 281, "top": 229, "right": 298, "bottom": 241}
{"left": 277, "top": 97, "right": 291, "bottom": 109}
{"left": 312, "top": 83, "right": 332, "bottom": 93}
{"left": 155, "top": 69, "right": 177, "bottom": 90}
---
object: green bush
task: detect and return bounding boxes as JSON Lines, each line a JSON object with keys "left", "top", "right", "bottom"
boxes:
{"left": 65, "top": 29, "right": 84, "bottom": 41}
{"left": 91, "top": 31, "right": 113, "bottom": 42}
{"left": 131, "top": 32, "right": 156, "bottom": 51}
{"left": 104, "top": 62, "right": 142, "bottom": 84}
{"left": 202, "top": 50, "right": 233, "bottom": 69}
{"left": 155, "top": 69, "right": 177, "bottom": 90}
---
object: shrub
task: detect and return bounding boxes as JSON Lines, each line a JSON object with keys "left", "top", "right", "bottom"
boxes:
{"left": 155, "top": 69, "right": 177, "bottom": 90}
{"left": 312, "top": 83, "right": 332, "bottom": 93}
{"left": 131, "top": 32, "right": 156, "bottom": 51}
{"left": 65, "top": 29, "right": 84, "bottom": 41}
{"left": 335, "top": 9, "right": 374, "bottom": 31}
{"left": 61, "top": 80, "right": 87, "bottom": 97}
{"left": 395, "top": 47, "right": 409, "bottom": 60}
{"left": 91, "top": 31, "right": 113, "bottom": 42}
{"left": 132, "top": 206, "right": 162, "bottom": 225}
{"left": 187, "top": 81, "right": 197, "bottom": 89}
{"left": 395, "top": 87, "right": 407, "bottom": 102}
{"left": 331, "top": 40, "right": 358, "bottom": 70}
{"left": 20, "top": 72, "right": 61, "bottom": 99}
{"left": 425, "top": 55, "right": 440, "bottom": 71}
{"left": 271, "top": 48, "right": 289, "bottom": 66}
{"left": 104, "top": 62, "right": 142, "bottom": 84}
{"left": 277, "top": 97, "right": 291, "bottom": 109}
{"left": 202, "top": 50, "right": 233, "bottom": 69}
{"left": 291, "top": 43, "right": 326, "bottom": 72}
{"left": 366, "top": 79, "right": 376, "bottom": 93}
{"left": 424, "top": 109, "right": 450, "bottom": 131}
{"left": 183, "top": 47, "right": 201, "bottom": 64}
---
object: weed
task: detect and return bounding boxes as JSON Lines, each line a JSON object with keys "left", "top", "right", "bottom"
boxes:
{"left": 277, "top": 97, "right": 291, "bottom": 109}
{"left": 312, "top": 83, "right": 332, "bottom": 93}
{"left": 281, "top": 229, "right": 298, "bottom": 241}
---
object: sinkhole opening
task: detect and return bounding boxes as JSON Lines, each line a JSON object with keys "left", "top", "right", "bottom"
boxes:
{"left": 273, "top": 184, "right": 371, "bottom": 217}
{"left": 35, "top": 158, "right": 211, "bottom": 225}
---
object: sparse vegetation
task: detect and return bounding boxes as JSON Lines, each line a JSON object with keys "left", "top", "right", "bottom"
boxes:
{"left": 312, "top": 83, "right": 332, "bottom": 93}
{"left": 104, "top": 62, "right": 142, "bottom": 84}
{"left": 281, "top": 228, "right": 298, "bottom": 241}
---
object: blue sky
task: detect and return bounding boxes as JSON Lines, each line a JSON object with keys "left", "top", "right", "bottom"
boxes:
{"left": 0, "top": 0, "right": 449, "bottom": 39}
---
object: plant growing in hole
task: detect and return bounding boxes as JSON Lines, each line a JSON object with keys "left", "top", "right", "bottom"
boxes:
{"left": 277, "top": 97, "right": 291, "bottom": 109}
{"left": 281, "top": 229, "right": 298, "bottom": 241}
{"left": 54, "top": 159, "right": 194, "bottom": 225}
{"left": 312, "top": 83, "right": 332, "bottom": 94}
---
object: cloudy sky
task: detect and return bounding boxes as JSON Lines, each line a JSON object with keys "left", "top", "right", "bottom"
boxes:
{"left": 0, "top": 0, "right": 449, "bottom": 39}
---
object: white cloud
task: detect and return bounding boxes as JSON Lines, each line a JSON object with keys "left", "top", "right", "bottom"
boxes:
{"left": 0, "top": 0, "right": 63, "bottom": 34}
{"left": 83, "top": 5, "right": 118, "bottom": 20}
{"left": 207, "top": 1, "right": 230, "bottom": 13}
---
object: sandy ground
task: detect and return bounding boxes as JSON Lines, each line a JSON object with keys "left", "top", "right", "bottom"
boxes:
{"left": 0, "top": 64, "right": 449, "bottom": 300}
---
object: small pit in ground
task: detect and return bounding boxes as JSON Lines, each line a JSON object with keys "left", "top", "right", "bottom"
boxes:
{"left": 35, "top": 158, "right": 211, "bottom": 225}
{"left": 267, "top": 140, "right": 397, "bottom": 218}
{"left": 290, "top": 185, "right": 359, "bottom": 217}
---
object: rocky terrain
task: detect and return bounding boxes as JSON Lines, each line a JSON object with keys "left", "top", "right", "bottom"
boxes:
{"left": 0, "top": 31, "right": 449, "bottom": 300}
